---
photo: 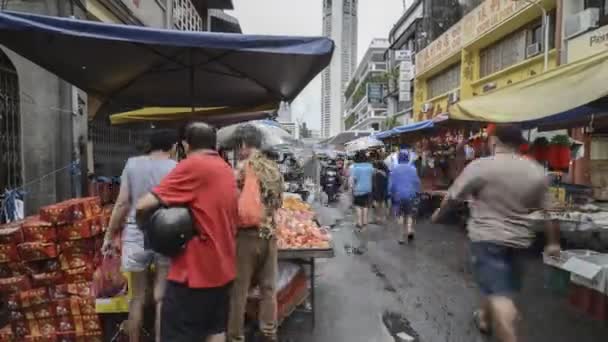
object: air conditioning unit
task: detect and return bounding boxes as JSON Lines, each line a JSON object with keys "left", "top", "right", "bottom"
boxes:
{"left": 566, "top": 8, "right": 600, "bottom": 39}
{"left": 526, "top": 42, "right": 541, "bottom": 58}
{"left": 448, "top": 90, "right": 460, "bottom": 104}
{"left": 421, "top": 103, "right": 432, "bottom": 113}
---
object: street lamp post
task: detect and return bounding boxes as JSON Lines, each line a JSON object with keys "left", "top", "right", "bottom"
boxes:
{"left": 515, "top": 0, "right": 550, "bottom": 72}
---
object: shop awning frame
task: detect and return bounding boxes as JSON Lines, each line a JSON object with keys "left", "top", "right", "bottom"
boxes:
{"left": 450, "top": 50, "right": 608, "bottom": 125}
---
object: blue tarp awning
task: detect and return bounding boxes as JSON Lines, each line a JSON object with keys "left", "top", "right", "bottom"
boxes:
{"left": 373, "top": 119, "right": 436, "bottom": 140}
{"left": 0, "top": 11, "right": 333, "bottom": 116}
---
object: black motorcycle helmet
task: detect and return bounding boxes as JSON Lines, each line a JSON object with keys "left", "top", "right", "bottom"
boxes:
{"left": 145, "top": 207, "right": 196, "bottom": 257}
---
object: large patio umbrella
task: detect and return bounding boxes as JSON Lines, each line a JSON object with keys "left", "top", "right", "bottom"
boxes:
{"left": 0, "top": 11, "right": 334, "bottom": 117}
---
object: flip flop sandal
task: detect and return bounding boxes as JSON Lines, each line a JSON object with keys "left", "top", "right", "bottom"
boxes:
{"left": 473, "top": 310, "right": 491, "bottom": 335}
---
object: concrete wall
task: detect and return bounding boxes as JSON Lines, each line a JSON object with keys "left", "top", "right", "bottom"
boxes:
{"left": 2, "top": 0, "right": 84, "bottom": 213}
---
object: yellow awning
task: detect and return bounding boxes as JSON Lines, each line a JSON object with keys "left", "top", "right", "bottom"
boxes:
{"left": 110, "top": 103, "right": 278, "bottom": 125}
{"left": 450, "top": 50, "right": 608, "bottom": 122}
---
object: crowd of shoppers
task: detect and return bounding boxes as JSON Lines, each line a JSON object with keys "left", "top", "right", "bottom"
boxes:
{"left": 102, "top": 122, "right": 281, "bottom": 342}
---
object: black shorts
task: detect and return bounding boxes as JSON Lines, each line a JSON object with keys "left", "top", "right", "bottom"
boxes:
{"left": 353, "top": 194, "right": 371, "bottom": 208}
{"left": 161, "top": 281, "right": 232, "bottom": 341}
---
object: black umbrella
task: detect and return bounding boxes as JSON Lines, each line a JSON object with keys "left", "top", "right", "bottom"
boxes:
{"left": 0, "top": 11, "right": 334, "bottom": 116}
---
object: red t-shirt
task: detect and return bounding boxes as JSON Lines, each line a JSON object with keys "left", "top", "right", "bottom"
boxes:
{"left": 153, "top": 152, "right": 238, "bottom": 289}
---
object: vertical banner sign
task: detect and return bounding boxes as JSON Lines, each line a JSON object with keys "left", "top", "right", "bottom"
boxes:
{"left": 367, "top": 83, "right": 384, "bottom": 105}
{"left": 398, "top": 50, "right": 414, "bottom": 103}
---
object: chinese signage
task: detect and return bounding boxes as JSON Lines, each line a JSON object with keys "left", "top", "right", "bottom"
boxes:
{"left": 367, "top": 83, "right": 384, "bottom": 105}
{"left": 568, "top": 25, "right": 608, "bottom": 63}
{"left": 395, "top": 50, "right": 412, "bottom": 62}
{"left": 399, "top": 59, "right": 414, "bottom": 102}
{"left": 416, "top": 0, "right": 529, "bottom": 75}
{"left": 399, "top": 81, "right": 412, "bottom": 102}
{"left": 415, "top": 21, "right": 463, "bottom": 74}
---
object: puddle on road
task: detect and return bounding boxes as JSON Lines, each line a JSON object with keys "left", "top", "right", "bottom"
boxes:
{"left": 382, "top": 311, "right": 420, "bottom": 342}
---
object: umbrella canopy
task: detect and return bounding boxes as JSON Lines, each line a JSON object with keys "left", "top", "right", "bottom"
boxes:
{"left": 217, "top": 120, "right": 296, "bottom": 150}
{"left": 109, "top": 104, "right": 276, "bottom": 125}
{"left": 344, "top": 136, "right": 383, "bottom": 153}
{"left": 0, "top": 11, "right": 334, "bottom": 116}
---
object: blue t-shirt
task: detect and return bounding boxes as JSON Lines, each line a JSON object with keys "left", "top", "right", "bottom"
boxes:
{"left": 389, "top": 163, "right": 421, "bottom": 202}
{"left": 351, "top": 162, "right": 374, "bottom": 196}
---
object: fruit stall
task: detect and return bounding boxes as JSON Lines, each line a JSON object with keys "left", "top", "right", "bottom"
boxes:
{"left": 247, "top": 196, "right": 334, "bottom": 328}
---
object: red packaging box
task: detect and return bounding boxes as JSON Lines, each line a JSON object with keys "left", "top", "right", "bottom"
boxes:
{"left": 81, "top": 315, "right": 101, "bottom": 332}
{"left": 63, "top": 266, "right": 94, "bottom": 283}
{"left": 79, "top": 197, "right": 102, "bottom": 219}
{"left": 79, "top": 298, "right": 95, "bottom": 316}
{"left": 58, "top": 239, "right": 94, "bottom": 255}
{"left": 9, "top": 309, "right": 26, "bottom": 322}
{"left": 20, "top": 288, "right": 50, "bottom": 308}
{"left": 51, "top": 283, "right": 93, "bottom": 300}
{"left": 0, "top": 324, "right": 13, "bottom": 342}
{"left": 25, "top": 259, "right": 61, "bottom": 275}
{"left": 32, "top": 304, "right": 57, "bottom": 319}
{"left": 0, "top": 275, "right": 31, "bottom": 294}
{"left": 23, "top": 219, "right": 57, "bottom": 243}
{"left": 18, "top": 242, "right": 58, "bottom": 262}
{"left": 56, "top": 217, "right": 102, "bottom": 241}
{"left": 57, "top": 315, "right": 76, "bottom": 333}
{"left": 59, "top": 253, "right": 92, "bottom": 271}
{"left": 0, "top": 221, "right": 24, "bottom": 244}
{"left": 0, "top": 243, "right": 20, "bottom": 263}
{"left": 52, "top": 298, "right": 81, "bottom": 317}
{"left": 37, "top": 318, "right": 57, "bottom": 336}
{"left": 40, "top": 203, "right": 73, "bottom": 225}
{"left": 7, "top": 293, "right": 21, "bottom": 310}
{"left": 12, "top": 320, "right": 31, "bottom": 338}
{"left": 0, "top": 262, "right": 26, "bottom": 278}
{"left": 31, "top": 271, "right": 65, "bottom": 287}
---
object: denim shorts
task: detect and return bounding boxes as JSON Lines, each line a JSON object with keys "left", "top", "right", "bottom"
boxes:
{"left": 121, "top": 224, "right": 169, "bottom": 272}
{"left": 470, "top": 242, "right": 523, "bottom": 297}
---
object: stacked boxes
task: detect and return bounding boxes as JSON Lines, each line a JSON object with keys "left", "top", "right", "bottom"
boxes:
{"left": 0, "top": 197, "right": 110, "bottom": 341}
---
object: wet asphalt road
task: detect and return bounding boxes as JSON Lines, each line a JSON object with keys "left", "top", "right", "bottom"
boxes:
{"left": 279, "top": 198, "right": 607, "bottom": 342}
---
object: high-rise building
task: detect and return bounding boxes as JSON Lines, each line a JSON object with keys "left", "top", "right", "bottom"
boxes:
{"left": 321, "top": 0, "right": 358, "bottom": 138}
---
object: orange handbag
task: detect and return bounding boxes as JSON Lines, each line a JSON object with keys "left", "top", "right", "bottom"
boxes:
{"left": 238, "top": 164, "right": 264, "bottom": 227}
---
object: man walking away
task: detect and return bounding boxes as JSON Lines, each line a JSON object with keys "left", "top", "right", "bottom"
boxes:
{"left": 228, "top": 124, "right": 284, "bottom": 342}
{"left": 351, "top": 152, "right": 374, "bottom": 230}
{"left": 136, "top": 123, "right": 238, "bottom": 342}
{"left": 389, "top": 150, "right": 421, "bottom": 244}
{"left": 432, "top": 124, "right": 560, "bottom": 342}
{"left": 372, "top": 161, "right": 389, "bottom": 224}
{"left": 102, "top": 130, "right": 177, "bottom": 342}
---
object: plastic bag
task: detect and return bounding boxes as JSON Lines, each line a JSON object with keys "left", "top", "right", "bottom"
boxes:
{"left": 92, "top": 256, "right": 127, "bottom": 298}
{"left": 238, "top": 165, "right": 264, "bottom": 227}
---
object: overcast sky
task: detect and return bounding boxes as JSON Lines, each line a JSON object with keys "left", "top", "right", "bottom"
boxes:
{"left": 229, "top": 0, "right": 407, "bottom": 130}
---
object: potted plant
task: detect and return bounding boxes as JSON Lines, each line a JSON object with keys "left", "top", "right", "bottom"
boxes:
{"left": 548, "top": 135, "right": 571, "bottom": 170}
{"left": 532, "top": 137, "right": 549, "bottom": 162}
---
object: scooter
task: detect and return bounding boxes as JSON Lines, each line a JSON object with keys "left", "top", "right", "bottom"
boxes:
{"left": 322, "top": 167, "right": 340, "bottom": 204}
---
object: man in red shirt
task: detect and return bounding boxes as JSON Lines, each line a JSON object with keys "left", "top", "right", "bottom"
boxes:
{"left": 136, "top": 122, "right": 238, "bottom": 342}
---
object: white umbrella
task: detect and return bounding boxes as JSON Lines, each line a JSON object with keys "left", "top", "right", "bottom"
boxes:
{"left": 345, "top": 136, "right": 383, "bottom": 153}
{"left": 218, "top": 120, "right": 297, "bottom": 149}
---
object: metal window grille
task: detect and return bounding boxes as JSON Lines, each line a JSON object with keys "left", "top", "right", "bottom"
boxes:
{"left": 0, "top": 53, "right": 21, "bottom": 192}
{"left": 173, "top": 0, "right": 204, "bottom": 31}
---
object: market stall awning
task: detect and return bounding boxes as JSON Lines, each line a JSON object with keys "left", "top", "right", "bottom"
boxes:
{"left": 0, "top": 11, "right": 333, "bottom": 117}
{"left": 109, "top": 103, "right": 276, "bottom": 125}
{"left": 451, "top": 50, "right": 608, "bottom": 123}
{"left": 344, "top": 136, "right": 384, "bottom": 153}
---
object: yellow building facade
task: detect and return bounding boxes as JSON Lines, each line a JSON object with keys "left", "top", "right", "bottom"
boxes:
{"left": 413, "top": 0, "right": 558, "bottom": 122}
